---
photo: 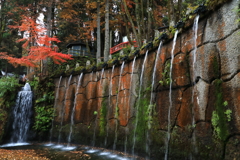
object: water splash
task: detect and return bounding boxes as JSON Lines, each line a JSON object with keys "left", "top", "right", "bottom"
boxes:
{"left": 58, "top": 75, "right": 72, "bottom": 144}
{"left": 132, "top": 51, "right": 149, "bottom": 157}
{"left": 48, "top": 76, "right": 62, "bottom": 145}
{"left": 67, "top": 73, "right": 83, "bottom": 147}
{"left": 113, "top": 62, "right": 125, "bottom": 150}
{"left": 105, "top": 65, "right": 115, "bottom": 146}
{"left": 11, "top": 83, "right": 32, "bottom": 143}
{"left": 124, "top": 56, "right": 136, "bottom": 153}
{"left": 165, "top": 30, "right": 178, "bottom": 160}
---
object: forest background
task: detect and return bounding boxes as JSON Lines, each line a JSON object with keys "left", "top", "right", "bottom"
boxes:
{"left": 0, "top": 0, "right": 205, "bottom": 76}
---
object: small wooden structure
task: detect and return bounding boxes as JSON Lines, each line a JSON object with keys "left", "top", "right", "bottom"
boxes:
{"left": 66, "top": 42, "right": 95, "bottom": 57}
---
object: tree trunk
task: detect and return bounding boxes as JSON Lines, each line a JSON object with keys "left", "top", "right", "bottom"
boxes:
{"left": 103, "top": 0, "right": 110, "bottom": 62}
{"left": 42, "top": 0, "right": 54, "bottom": 76}
{"left": 97, "top": 0, "right": 101, "bottom": 63}
{"left": 135, "top": 0, "right": 143, "bottom": 46}
{"left": 168, "top": 0, "right": 175, "bottom": 27}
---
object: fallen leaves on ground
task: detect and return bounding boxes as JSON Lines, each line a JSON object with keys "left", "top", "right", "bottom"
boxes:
{"left": 0, "top": 149, "right": 49, "bottom": 160}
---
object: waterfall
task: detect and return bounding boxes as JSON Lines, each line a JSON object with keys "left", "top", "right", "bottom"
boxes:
{"left": 57, "top": 75, "right": 72, "bottom": 145}
{"left": 105, "top": 65, "right": 115, "bottom": 146}
{"left": 132, "top": 51, "right": 149, "bottom": 157}
{"left": 11, "top": 83, "right": 33, "bottom": 143}
{"left": 67, "top": 73, "right": 83, "bottom": 148}
{"left": 146, "top": 41, "right": 163, "bottom": 158}
{"left": 165, "top": 30, "right": 178, "bottom": 160}
{"left": 124, "top": 56, "right": 136, "bottom": 153}
{"left": 47, "top": 76, "right": 62, "bottom": 145}
{"left": 190, "top": 14, "right": 200, "bottom": 159}
{"left": 113, "top": 62, "right": 125, "bottom": 150}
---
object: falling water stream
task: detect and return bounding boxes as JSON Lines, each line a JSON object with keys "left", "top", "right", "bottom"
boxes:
{"left": 47, "top": 76, "right": 62, "bottom": 146}
{"left": 146, "top": 41, "right": 163, "bottom": 158}
{"left": 190, "top": 14, "right": 200, "bottom": 159}
{"left": 124, "top": 56, "right": 136, "bottom": 153}
{"left": 132, "top": 51, "right": 149, "bottom": 158}
{"left": 165, "top": 30, "right": 178, "bottom": 160}
{"left": 56, "top": 75, "right": 72, "bottom": 147}
{"left": 113, "top": 62, "right": 125, "bottom": 150}
{"left": 105, "top": 65, "right": 116, "bottom": 146}
{"left": 66, "top": 73, "right": 83, "bottom": 149}
{"left": 93, "top": 68, "right": 105, "bottom": 146}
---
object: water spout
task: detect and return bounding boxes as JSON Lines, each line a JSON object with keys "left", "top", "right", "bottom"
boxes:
{"left": 193, "top": 4, "right": 206, "bottom": 14}
{"left": 174, "top": 21, "right": 185, "bottom": 29}
{"left": 158, "top": 33, "right": 168, "bottom": 41}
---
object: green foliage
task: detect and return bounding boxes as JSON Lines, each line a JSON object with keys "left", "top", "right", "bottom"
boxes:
{"left": 159, "top": 61, "right": 171, "bottom": 86}
{"left": 33, "top": 105, "right": 54, "bottom": 132}
{"left": 33, "top": 90, "right": 55, "bottom": 132}
{"left": 112, "top": 52, "right": 120, "bottom": 60}
{"left": 30, "top": 77, "right": 55, "bottom": 133}
{"left": 211, "top": 81, "right": 231, "bottom": 141}
{"left": 122, "top": 46, "right": 131, "bottom": 55}
{"left": 99, "top": 100, "right": 107, "bottom": 136}
{"left": 224, "top": 109, "right": 232, "bottom": 122}
{"left": 133, "top": 87, "right": 155, "bottom": 147}
{"left": 48, "top": 56, "right": 96, "bottom": 76}
{"left": 29, "top": 77, "right": 39, "bottom": 91}
{"left": 0, "top": 76, "right": 21, "bottom": 108}
{"left": 0, "top": 76, "right": 20, "bottom": 98}
{"left": 169, "top": 26, "right": 177, "bottom": 34}
{"left": 205, "top": 0, "right": 230, "bottom": 10}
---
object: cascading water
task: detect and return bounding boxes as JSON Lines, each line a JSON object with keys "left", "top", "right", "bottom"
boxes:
{"left": 105, "top": 65, "right": 115, "bottom": 146}
{"left": 11, "top": 83, "right": 33, "bottom": 144}
{"left": 190, "top": 14, "right": 200, "bottom": 159}
{"left": 113, "top": 62, "right": 125, "bottom": 150}
{"left": 124, "top": 56, "right": 136, "bottom": 153}
{"left": 92, "top": 68, "right": 105, "bottom": 146}
{"left": 132, "top": 51, "right": 149, "bottom": 157}
{"left": 47, "top": 76, "right": 62, "bottom": 146}
{"left": 165, "top": 30, "right": 178, "bottom": 160}
{"left": 56, "top": 75, "right": 72, "bottom": 147}
{"left": 66, "top": 73, "right": 83, "bottom": 149}
{"left": 146, "top": 41, "right": 163, "bottom": 158}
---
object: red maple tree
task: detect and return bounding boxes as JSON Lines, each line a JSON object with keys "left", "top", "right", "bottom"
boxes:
{"left": 0, "top": 16, "right": 72, "bottom": 67}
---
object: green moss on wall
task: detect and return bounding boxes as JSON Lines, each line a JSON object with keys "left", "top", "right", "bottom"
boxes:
{"left": 99, "top": 98, "right": 108, "bottom": 137}
{"left": 211, "top": 80, "right": 230, "bottom": 142}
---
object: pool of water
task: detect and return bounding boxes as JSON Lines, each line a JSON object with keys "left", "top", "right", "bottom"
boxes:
{"left": 0, "top": 143, "right": 144, "bottom": 160}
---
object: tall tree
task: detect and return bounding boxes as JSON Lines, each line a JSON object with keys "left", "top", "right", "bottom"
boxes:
{"left": 0, "top": 16, "right": 72, "bottom": 68}
{"left": 103, "top": 0, "right": 110, "bottom": 61}
{"left": 96, "top": 0, "right": 101, "bottom": 62}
